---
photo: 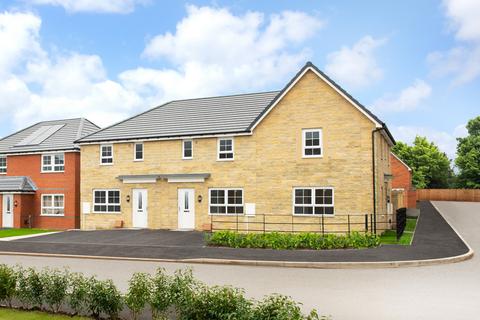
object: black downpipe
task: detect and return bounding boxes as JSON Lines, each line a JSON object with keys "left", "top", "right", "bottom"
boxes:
{"left": 371, "top": 128, "right": 383, "bottom": 234}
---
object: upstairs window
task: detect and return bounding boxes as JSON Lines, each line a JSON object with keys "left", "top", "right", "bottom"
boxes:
{"left": 302, "top": 129, "right": 323, "bottom": 158}
{"left": 100, "top": 145, "right": 113, "bottom": 165}
{"left": 93, "top": 189, "right": 121, "bottom": 213}
{"left": 0, "top": 156, "right": 6, "bottom": 174}
{"left": 41, "top": 194, "right": 65, "bottom": 216}
{"left": 183, "top": 140, "right": 193, "bottom": 159}
{"left": 293, "top": 187, "right": 334, "bottom": 215}
{"left": 217, "top": 138, "right": 234, "bottom": 161}
{"left": 42, "top": 153, "right": 64, "bottom": 172}
{"left": 134, "top": 143, "right": 143, "bottom": 161}
{"left": 209, "top": 188, "right": 244, "bottom": 214}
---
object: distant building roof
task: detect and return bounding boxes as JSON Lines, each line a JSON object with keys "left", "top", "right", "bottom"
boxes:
{"left": 0, "top": 118, "right": 100, "bottom": 155}
{"left": 0, "top": 176, "right": 37, "bottom": 192}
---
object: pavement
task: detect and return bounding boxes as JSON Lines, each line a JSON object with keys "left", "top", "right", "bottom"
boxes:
{"left": 0, "top": 201, "right": 470, "bottom": 264}
{"left": 0, "top": 201, "right": 478, "bottom": 320}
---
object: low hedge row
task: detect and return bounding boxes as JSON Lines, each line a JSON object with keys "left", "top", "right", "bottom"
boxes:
{"left": 206, "top": 231, "right": 380, "bottom": 250}
{"left": 0, "top": 264, "right": 327, "bottom": 320}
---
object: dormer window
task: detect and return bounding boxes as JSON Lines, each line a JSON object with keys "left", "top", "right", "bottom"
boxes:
{"left": 217, "top": 138, "right": 234, "bottom": 161}
{"left": 302, "top": 129, "right": 323, "bottom": 158}
{"left": 0, "top": 156, "right": 6, "bottom": 174}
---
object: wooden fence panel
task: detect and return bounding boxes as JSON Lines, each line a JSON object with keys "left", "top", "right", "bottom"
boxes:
{"left": 416, "top": 189, "right": 480, "bottom": 202}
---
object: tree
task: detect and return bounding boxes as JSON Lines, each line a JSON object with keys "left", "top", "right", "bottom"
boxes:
{"left": 455, "top": 116, "right": 480, "bottom": 188}
{"left": 392, "top": 136, "right": 453, "bottom": 189}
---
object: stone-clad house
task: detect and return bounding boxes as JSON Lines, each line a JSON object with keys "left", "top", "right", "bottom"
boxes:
{"left": 76, "top": 62, "right": 395, "bottom": 233}
{"left": 0, "top": 118, "right": 99, "bottom": 229}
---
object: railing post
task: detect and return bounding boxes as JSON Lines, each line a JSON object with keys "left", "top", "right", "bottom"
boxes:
{"left": 263, "top": 214, "right": 266, "bottom": 234}
{"left": 321, "top": 214, "right": 325, "bottom": 236}
{"left": 370, "top": 214, "right": 373, "bottom": 234}
{"left": 348, "top": 214, "right": 351, "bottom": 235}
{"left": 365, "top": 214, "right": 368, "bottom": 233}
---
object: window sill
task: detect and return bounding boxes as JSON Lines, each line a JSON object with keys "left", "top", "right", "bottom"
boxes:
{"left": 216, "top": 159, "right": 234, "bottom": 162}
{"left": 99, "top": 163, "right": 114, "bottom": 166}
{"left": 302, "top": 155, "right": 323, "bottom": 159}
{"left": 92, "top": 212, "right": 122, "bottom": 214}
{"left": 0, "top": 172, "right": 6, "bottom": 175}
{"left": 292, "top": 214, "right": 335, "bottom": 217}
{"left": 208, "top": 213, "right": 244, "bottom": 216}
{"left": 40, "top": 214, "right": 65, "bottom": 217}
{"left": 182, "top": 157, "right": 193, "bottom": 160}
{"left": 41, "top": 171, "right": 65, "bottom": 174}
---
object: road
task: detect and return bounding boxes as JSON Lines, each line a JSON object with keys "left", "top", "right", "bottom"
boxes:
{"left": 0, "top": 201, "right": 478, "bottom": 320}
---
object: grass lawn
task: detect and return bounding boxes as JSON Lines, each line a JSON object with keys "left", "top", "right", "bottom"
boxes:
{"left": 0, "top": 228, "right": 53, "bottom": 239}
{"left": 0, "top": 308, "right": 89, "bottom": 319}
{"left": 379, "top": 217, "right": 418, "bottom": 246}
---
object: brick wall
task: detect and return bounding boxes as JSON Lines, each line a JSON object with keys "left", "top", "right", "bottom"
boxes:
{"left": 6, "top": 152, "right": 80, "bottom": 229}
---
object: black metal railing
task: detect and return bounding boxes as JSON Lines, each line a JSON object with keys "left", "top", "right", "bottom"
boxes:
{"left": 210, "top": 213, "right": 396, "bottom": 235}
{"left": 396, "top": 208, "right": 407, "bottom": 240}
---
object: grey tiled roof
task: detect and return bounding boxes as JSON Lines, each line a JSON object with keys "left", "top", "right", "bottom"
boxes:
{"left": 77, "top": 91, "right": 280, "bottom": 143}
{"left": 0, "top": 176, "right": 37, "bottom": 192}
{"left": 0, "top": 118, "right": 100, "bottom": 154}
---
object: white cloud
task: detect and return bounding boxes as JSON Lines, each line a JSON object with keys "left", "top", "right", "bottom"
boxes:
{"left": 324, "top": 36, "right": 386, "bottom": 88}
{"left": 25, "top": 0, "right": 148, "bottom": 14}
{"left": 372, "top": 79, "right": 432, "bottom": 112}
{"left": 391, "top": 124, "right": 468, "bottom": 160}
{"left": 134, "top": 5, "right": 324, "bottom": 100}
{"left": 0, "top": 6, "right": 324, "bottom": 131}
{"left": 428, "top": 0, "right": 480, "bottom": 85}
{"left": 0, "top": 11, "right": 142, "bottom": 128}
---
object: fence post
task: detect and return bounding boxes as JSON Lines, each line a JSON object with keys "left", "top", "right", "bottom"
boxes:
{"left": 348, "top": 214, "right": 351, "bottom": 235}
{"left": 365, "top": 214, "right": 368, "bottom": 233}
{"left": 370, "top": 214, "right": 374, "bottom": 234}
{"left": 321, "top": 214, "right": 325, "bottom": 236}
{"left": 263, "top": 215, "right": 266, "bottom": 234}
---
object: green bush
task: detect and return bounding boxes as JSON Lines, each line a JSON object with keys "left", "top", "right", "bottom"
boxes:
{"left": 150, "top": 268, "right": 173, "bottom": 320}
{"left": 169, "top": 268, "right": 200, "bottom": 319}
{"left": 15, "top": 266, "right": 44, "bottom": 310}
{"left": 87, "top": 278, "right": 123, "bottom": 319}
{"left": 192, "top": 285, "right": 252, "bottom": 320}
{"left": 40, "top": 268, "right": 69, "bottom": 313}
{"left": 68, "top": 272, "right": 90, "bottom": 316}
{"left": 253, "top": 294, "right": 320, "bottom": 320}
{"left": 125, "top": 272, "right": 152, "bottom": 320}
{"left": 207, "top": 231, "right": 380, "bottom": 250}
{"left": 0, "top": 264, "right": 17, "bottom": 307}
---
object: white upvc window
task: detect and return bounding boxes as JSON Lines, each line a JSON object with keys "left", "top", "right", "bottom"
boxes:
{"left": 302, "top": 129, "right": 323, "bottom": 158}
{"left": 182, "top": 140, "right": 193, "bottom": 159}
{"left": 0, "top": 156, "right": 6, "bottom": 174}
{"left": 93, "top": 189, "right": 121, "bottom": 213}
{"left": 293, "top": 187, "right": 334, "bottom": 215}
{"left": 42, "top": 153, "right": 65, "bottom": 172}
{"left": 41, "top": 194, "right": 65, "bottom": 216}
{"left": 134, "top": 142, "right": 143, "bottom": 161}
{"left": 209, "top": 188, "right": 244, "bottom": 214}
{"left": 217, "top": 137, "right": 234, "bottom": 161}
{"left": 100, "top": 144, "right": 113, "bottom": 165}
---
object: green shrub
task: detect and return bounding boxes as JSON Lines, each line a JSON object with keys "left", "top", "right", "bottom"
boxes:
{"left": 0, "top": 264, "right": 16, "bottom": 307}
{"left": 125, "top": 272, "right": 152, "bottom": 320}
{"left": 193, "top": 285, "right": 252, "bottom": 320}
{"left": 68, "top": 272, "right": 90, "bottom": 316}
{"left": 87, "top": 278, "right": 123, "bottom": 319}
{"left": 40, "top": 268, "right": 69, "bottom": 313}
{"left": 15, "top": 266, "right": 44, "bottom": 310}
{"left": 150, "top": 268, "right": 173, "bottom": 320}
{"left": 253, "top": 294, "right": 319, "bottom": 320}
{"left": 169, "top": 268, "right": 201, "bottom": 319}
{"left": 207, "top": 231, "right": 380, "bottom": 250}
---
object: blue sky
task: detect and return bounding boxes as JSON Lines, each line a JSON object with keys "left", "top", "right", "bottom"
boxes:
{"left": 0, "top": 0, "right": 479, "bottom": 159}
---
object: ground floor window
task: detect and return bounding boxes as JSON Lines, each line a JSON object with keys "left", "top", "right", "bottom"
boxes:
{"left": 293, "top": 187, "right": 334, "bottom": 215}
{"left": 41, "top": 194, "right": 65, "bottom": 216}
{"left": 93, "top": 189, "right": 121, "bottom": 213}
{"left": 209, "top": 188, "right": 243, "bottom": 214}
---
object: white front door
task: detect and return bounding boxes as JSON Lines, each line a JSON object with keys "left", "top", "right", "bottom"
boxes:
{"left": 132, "top": 189, "right": 148, "bottom": 228}
{"left": 178, "top": 189, "right": 195, "bottom": 230}
{"left": 2, "top": 194, "right": 13, "bottom": 228}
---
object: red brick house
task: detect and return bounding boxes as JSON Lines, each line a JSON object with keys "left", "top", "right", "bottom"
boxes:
{"left": 0, "top": 118, "right": 99, "bottom": 229}
{"left": 390, "top": 152, "right": 417, "bottom": 209}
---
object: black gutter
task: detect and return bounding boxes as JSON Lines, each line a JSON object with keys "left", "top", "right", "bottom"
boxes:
{"left": 372, "top": 127, "right": 383, "bottom": 234}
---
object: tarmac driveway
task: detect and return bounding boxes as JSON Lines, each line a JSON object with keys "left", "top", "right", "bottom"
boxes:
{"left": 20, "top": 229, "right": 206, "bottom": 248}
